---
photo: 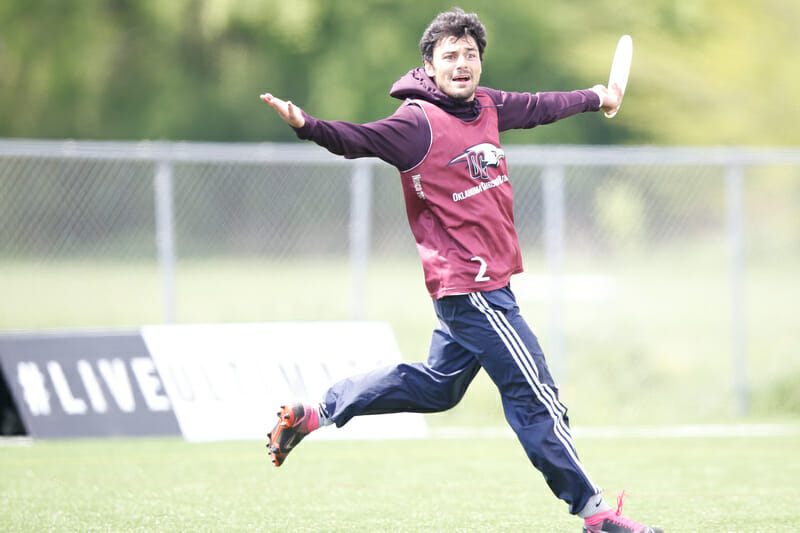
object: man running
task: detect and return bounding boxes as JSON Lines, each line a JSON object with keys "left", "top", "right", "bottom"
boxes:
{"left": 260, "top": 8, "right": 662, "bottom": 533}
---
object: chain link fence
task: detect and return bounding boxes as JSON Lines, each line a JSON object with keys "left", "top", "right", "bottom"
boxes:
{"left": 1, "top": 139, "right": 799, "bottom": 423}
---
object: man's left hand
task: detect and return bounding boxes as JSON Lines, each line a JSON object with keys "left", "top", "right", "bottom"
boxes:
{"left": 592, "top": 83, "right": 624, "bottom": 117}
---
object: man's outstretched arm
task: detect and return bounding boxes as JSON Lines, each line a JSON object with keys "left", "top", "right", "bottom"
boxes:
{"left": 489, "top": 83, "right": 624, "bottom": 131}
{"left": 259, "top": 92, "right": 428, "bottom": 171}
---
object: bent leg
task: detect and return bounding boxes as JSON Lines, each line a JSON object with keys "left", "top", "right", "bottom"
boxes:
{"left": 323, "top": 324, "right": 481, "bottom": 427}
{"left": 436, "top": 287, "right": 600, "bottom": 514}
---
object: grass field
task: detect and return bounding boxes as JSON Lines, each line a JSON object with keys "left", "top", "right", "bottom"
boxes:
{"left": 2, "top": 430, "right": 799, "bottom": 532}
{"left": 2, "top": 243, "right": 799, "bottom": 531}
{"left": 2, "top": 244, "right": 799, "bottom": 532}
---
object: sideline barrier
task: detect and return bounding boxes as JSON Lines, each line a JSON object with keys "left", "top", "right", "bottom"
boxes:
{"left": 0, "top": 322, "right": 427, "bottom": 441}
{"left": 0, "top": 331, "right": 180, "bottom": 438}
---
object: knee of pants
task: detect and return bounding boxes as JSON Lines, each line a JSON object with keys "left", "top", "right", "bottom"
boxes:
{"left": 398, "top": 361, "right": 481, "bottom": 410}
{"left": 324, "top": 361, "right": 481, "bottom": 421}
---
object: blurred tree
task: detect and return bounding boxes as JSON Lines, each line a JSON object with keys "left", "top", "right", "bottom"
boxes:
{"left": 0, "top": 0, "right": 797, "bottom": 145}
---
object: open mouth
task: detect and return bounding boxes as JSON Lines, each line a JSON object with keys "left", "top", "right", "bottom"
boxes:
{"left": 452, "top": 73, "right": 471, "bottom": 83}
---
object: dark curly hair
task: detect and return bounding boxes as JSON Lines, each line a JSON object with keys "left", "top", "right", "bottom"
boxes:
{"left": 419, "top": 7, "right": 487, "bottom": 65}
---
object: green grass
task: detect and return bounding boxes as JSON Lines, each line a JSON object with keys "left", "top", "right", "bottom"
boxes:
{"left": 2, "top": 251, "right": 798, "bottom": 529}
{"left": 1, "top": 432, "right": 798, "bottom": 532}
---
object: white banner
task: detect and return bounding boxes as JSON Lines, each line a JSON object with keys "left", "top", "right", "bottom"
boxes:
{"left": 141, "top": 322, "right": 427, "bottom": 442}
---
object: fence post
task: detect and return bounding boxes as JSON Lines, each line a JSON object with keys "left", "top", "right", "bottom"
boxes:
{"left": 543, "top": 165, "right": 566, "bottom": 386}
{"left": 725, "top": 164, "right": 748, "bottom": 415}
{"left": 349, "top": 160, "right": 372, "bottom": 320}
{"left": 154, "top": 160, "right": 177, "bottom": 324}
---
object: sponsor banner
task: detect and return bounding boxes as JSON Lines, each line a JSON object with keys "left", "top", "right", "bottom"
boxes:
{"left": 142, "top": 322, "right": 428, "bottom": 442}
{"left": 0, "top": 331, "right": 180, "bottom": 438}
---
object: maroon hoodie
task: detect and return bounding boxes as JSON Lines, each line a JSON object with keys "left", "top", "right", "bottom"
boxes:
{"left": 293, "top": 67, "right": 601, "bottom": 171}
{"left": 291, "top": 68, "right": 603, "bottom": 298}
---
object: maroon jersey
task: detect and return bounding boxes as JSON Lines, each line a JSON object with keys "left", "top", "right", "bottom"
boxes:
{"left": 400, "top": 91, "right": 521, "bottom": 298}
{"left": 293, "top": 67, "right": 601, "bottom": 299}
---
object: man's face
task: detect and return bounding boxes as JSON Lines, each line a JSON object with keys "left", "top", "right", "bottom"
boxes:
{"left": 424, "top": 35, "right": 482, "bottom": 102}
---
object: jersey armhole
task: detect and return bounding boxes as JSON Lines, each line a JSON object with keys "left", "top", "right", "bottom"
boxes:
{"left": 399, "top": 99, "right": 433, "bottom": 174}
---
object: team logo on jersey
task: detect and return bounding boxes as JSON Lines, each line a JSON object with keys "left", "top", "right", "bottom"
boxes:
{"left": 447, "top": 143, "right": 505, "bottom": 180}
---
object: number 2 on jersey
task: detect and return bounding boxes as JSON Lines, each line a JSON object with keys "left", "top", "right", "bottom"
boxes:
{"left": 471, "top": 256, "right": 491, "bottom": 282}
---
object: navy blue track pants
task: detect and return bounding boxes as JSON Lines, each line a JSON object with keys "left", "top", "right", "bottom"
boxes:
{"left": 322, "top": 285, "right": 599, "bottom": 514}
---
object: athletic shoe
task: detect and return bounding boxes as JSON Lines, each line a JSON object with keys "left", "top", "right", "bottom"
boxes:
{"left": 266, "top": 403, "right": 319, "bottom": 467}
{"left": 583, "top": 491, "right": 663, "bottom": 533}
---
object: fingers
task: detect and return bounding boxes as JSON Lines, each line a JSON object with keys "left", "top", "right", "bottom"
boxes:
{"left": 603, "top": 84, "right": 623, "bottom": 119}
{"left": 259, "top": 92, "right": 288, "bottom": 115}
{"left": 260, "top": 93, "right": 281, "bottom": 109}
{"left": 259, "top": 92, "right": 305, "bottom": 128}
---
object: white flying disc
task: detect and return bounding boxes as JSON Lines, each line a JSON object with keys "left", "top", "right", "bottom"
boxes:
{"left": 605, "top": 34, "right": 633, "bottom": 118}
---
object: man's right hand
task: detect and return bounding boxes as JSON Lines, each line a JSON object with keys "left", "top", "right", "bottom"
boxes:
{"left": 260, "top": 93, "right": 306, "bottom": 128}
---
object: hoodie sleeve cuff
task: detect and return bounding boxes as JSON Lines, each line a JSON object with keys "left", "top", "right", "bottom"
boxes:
{"left": 588, "top": 87, "right": 604, "bottom": 110}
{"left": 291, "top": 112, "right": 314, "bottom": 139}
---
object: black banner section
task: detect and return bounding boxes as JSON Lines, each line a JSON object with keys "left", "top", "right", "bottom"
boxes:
{"left": 0, "top": 331, "right": 181, "bottom": 438}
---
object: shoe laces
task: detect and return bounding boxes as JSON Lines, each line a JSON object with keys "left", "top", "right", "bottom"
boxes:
{"left": 605, "top": 490, "right": 648, "bottom": 531}
{"left": 616, "top": 489, "right": 627, "bottom": 516}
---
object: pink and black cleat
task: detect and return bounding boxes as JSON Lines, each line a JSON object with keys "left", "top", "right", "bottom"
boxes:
{"left": 583, "top": 491, "right": 664, "bottom": 533}
{"left": 266, "top": 403, "right": 319, "bottom": 467}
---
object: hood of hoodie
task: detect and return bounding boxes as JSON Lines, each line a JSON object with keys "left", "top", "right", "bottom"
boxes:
{"left": 389, "top": 67, "right": 484, "bottom": 121}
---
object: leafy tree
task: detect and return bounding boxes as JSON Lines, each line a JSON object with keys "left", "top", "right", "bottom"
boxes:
{"left": 0, "top": 0, "right": 797, "bottom": 145}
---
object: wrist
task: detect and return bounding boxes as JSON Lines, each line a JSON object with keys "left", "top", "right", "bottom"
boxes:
{"left": 589, "top": 85, "right": 605, "bottom": 110}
